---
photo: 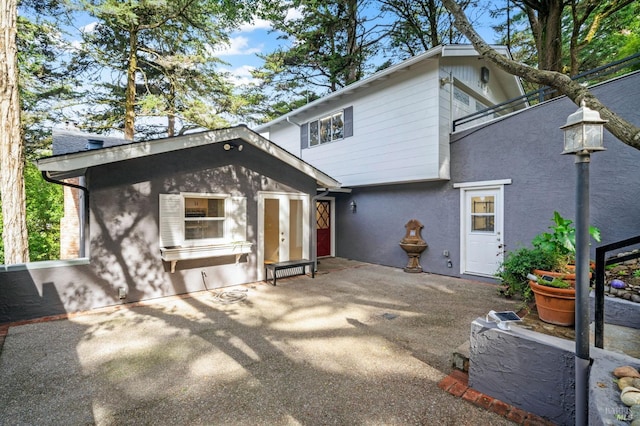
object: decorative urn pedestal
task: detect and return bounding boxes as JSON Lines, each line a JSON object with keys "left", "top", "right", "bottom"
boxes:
{"left": 399, "top": 219, "right": 428, "bottom": 273}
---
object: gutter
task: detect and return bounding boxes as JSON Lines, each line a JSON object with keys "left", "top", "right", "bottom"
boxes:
{"left": 41, "top": 171, "right": 89, "bottom": 258}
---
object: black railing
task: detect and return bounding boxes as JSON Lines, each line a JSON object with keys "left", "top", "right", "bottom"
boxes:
{"left": 453, "top": 52, "right": 640, "bottom": 131}
{"left": 594, "top": 235, "right": 640, "bottom": 348}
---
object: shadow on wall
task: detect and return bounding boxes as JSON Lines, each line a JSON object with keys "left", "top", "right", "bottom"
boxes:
{"left": 0, "top": 273, "right": 66, "bottom": 323}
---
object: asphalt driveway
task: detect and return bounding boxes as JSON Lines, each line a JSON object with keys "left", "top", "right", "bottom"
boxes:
{"left": 0, "top": 258, "right": 519, "bottom": 425}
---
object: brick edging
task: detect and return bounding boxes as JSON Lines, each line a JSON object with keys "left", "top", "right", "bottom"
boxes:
{"left": 438, "top": 370, "right": 557, "bottom": 426}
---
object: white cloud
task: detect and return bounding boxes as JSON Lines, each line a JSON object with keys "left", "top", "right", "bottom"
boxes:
{"left": 79, "top": 21, "right": 98, "bottom": 34}
{"left": 238, "top": 17, "right": 272, "bottom": 33}
{"left": 216, "top": 36, "right": 263, "bottom": 56}
{"left": 284, "top": 7, "right": 303, "bottom": 22}
{"left": 226, "top": 65, "right": 259, "bottom": 87}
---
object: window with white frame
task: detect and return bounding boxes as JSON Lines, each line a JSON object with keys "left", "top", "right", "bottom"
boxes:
{"left": 301, "top": 106, "right": 353, "bottom": 149}
{"left": 159, "top": 193, "right": 247, "bottom": 248}
{"left": 310, "top": 111, "right": 344, "bottom": 146}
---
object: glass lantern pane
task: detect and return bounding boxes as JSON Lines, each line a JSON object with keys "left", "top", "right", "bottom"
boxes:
{"left": 584, "top": 124, "right": 603, "bottom": 149}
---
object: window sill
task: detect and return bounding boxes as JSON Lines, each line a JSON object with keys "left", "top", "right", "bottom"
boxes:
{"left": 160, "top": 241, "right": 253, "bottom": 273}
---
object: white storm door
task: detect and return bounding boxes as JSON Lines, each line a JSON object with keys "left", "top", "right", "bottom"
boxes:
{"left": 463, "top": 188, "right": 503, "bottom": 277}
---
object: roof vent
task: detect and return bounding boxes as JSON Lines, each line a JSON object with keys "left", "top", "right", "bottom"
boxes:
{"left": 86, "top": 139, "right": 104, "bottom": 150}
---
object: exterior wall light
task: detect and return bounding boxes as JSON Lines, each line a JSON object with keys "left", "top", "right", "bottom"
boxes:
{"left": 560, "top": 100, "right": 607, "bottom": 155}
{"left": 223, "top": 143, "right": 243, "bottom": 151}
{"left": 349, "top": 200, "right": 357, "bottom": 213}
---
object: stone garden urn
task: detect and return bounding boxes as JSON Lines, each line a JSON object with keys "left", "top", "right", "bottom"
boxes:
{"left": 399, "top": 219, "right": 428, "bottom": 273}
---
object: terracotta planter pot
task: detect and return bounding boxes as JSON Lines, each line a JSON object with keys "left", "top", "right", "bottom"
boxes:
{"left": 532, "top": 267, "right": 592, "bottom": 288}
{"left": 529, "top": 280, "right": 576, "bottom": 326}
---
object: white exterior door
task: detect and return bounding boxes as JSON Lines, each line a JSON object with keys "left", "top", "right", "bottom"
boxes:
{"left": 257, "top": 192, "right": 310, "bottom": 280}
{"left": 456, "top": 181, "right": 509, "bottom": 277}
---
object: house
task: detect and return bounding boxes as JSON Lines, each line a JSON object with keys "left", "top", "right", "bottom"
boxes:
{"left": 255, "top": 44, "right": 527, "bottom": 274}
{"left": 256, "top": 45, "right": 640, "bottom": 281}
{"left": 2, "top": 45, "right": 638, "bottom": 323}
{"left": 0, "top": 125, "right": 339, "bottom": 322}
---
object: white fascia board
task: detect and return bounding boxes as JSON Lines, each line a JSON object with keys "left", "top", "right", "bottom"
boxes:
{"left": 37, "top": 126, "right": 342, "bottom": 189}
{"left": 255, "top": 44, "right": 514, "bottom": 133}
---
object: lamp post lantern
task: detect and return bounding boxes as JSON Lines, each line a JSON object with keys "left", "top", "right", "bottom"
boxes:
{"left": 560, "top": 100, "right": 606, "bottom": 426}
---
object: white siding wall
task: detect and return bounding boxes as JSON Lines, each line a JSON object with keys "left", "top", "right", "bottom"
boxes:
{"left": 269, "top": 60, "right": 443, "bottom": 187}
{"left": 258, "top": 125, "right": 301, "bottom": 156}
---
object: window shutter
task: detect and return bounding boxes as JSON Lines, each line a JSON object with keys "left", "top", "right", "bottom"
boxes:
{"left": 300, "top": 123, "right": 309, "bottom": 149}
{"left": 343, "top": 106, "right": 353, "bottom": 138}
{"left": 159, "top": 194, "right": 184, "bottom": 248}
{"left": 225, "top": 197, "right": 247, "bottom": 242}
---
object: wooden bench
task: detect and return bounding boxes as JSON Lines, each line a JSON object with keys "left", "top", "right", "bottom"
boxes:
{"left": 264, "top": 259, "right": 315, "bottom": 286}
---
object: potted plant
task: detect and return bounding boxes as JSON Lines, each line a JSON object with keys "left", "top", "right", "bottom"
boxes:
{"left": 530, "top": 211, "right": 601, "bottom": 284}
{"left": 497, "top": 211, "right": 601, "bottom": 326}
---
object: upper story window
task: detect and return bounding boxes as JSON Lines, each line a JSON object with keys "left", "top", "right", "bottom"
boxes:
{"left": 301, "top": 106, "right": 353, "bottom": 149}
{"left": 454, "top": 87, "right": 470, "bottom": 105}
{"left": 310, "top": 111, "right": 344, "bottom": 146}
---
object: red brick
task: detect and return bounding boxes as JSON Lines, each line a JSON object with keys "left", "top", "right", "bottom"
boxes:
{"left": 489, "top": 399, "right": 511, "bottom": 417}
{"left": 474, "top": 394, "right": 494, "bottom": 409}
{"left": 449, "top": 369, "right": 469, "bottom": 386}
{"left": 448, "top": 381, "right": 469, "bottom": 397}
{"left": 507, "top": 407, "right": 527, "bottom": 424}
{"left": 437, "top": 375, "right": 457, "bottom": 391}
{"left": 461, "top": 388, "right": 481, "bottom": 403}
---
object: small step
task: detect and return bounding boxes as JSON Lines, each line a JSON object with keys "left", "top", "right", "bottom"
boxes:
{"left": 452, "top": 340, "right": 470, "bottom": 372}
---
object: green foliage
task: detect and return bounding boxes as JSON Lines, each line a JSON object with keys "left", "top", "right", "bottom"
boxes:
{"left": 0, "top": 162, "right": 63, "bottom": 264}
{"left": 495, "top": 246, "right": 559, "bottom": 302}
{"left": 379, "top": 0, "right": 477, "bottom": 59}
{"left": 24, "top": 162, "right": 63, "bottom": 261}
{"left": 71, "top": 0, "right": 255, "bottom": 138}
{"left": 496, "top": 211, "right": 602, "bottom": 302}
{"left": 531, "top": 211, "right": 601, "bottom": 263}
{"left": 249, "top": 0, "right": 379, "bottom": 114}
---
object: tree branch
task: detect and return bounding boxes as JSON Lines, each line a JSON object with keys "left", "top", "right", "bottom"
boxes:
{"left": 441, "top": 0, "right": 640, "bottom": 150}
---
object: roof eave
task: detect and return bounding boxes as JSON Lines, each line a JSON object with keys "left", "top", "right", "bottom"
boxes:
{"left": 37, "top": 126, "right": 341, "bottom": 189}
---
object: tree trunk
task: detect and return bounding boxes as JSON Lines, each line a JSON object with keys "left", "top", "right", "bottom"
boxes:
{"left": 0, "top": 0, "right": 29, "bottom": 264}
{"left": 124, "top": 28, "right": 138, "bottom": 141}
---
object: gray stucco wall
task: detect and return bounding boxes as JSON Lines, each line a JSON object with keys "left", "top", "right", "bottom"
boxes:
{"left": 0, "top": 140, "right": 317, "bottom": 323}
{"left": 469, "top": 319, "right": 576, "bottom": 425}
{"left": 336, "top": 71, "right": 640, "bottom": 279}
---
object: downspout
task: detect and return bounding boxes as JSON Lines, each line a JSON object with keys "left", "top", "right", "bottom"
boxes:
{"left": 286, "top": 116, "right": 303, "bottom": 157}
{"left": 41, "top": 171, "right": 89, "bottom": 258}
{"left": 311, "top": 189, "right": 330, "bottom": 272}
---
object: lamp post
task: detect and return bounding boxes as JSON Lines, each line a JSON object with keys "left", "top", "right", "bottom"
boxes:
{"left": 560, "top": 100, "right": 607, "bottom": 425}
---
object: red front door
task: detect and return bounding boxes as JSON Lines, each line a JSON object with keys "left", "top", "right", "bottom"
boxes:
{"left": 316, "top": 200, "right": 331, "bottom": 257}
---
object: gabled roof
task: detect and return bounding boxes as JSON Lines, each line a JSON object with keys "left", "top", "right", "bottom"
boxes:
{"left": 37, "top": 125, "right": 341, "bottom": 189}
{"left": 255, "top": 44, "right": 523, "bottom": 132}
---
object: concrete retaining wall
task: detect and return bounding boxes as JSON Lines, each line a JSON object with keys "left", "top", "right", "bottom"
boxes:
{"left": 469, "top": 314, "right": 640, "bottom": 426}
{"left": 590, "top": 291, "right": 640, "bottom": 329}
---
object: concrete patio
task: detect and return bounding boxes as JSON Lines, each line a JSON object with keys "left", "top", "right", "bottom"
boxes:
{"left": 0, "top": 258, "right": 522, "bottom": 425}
